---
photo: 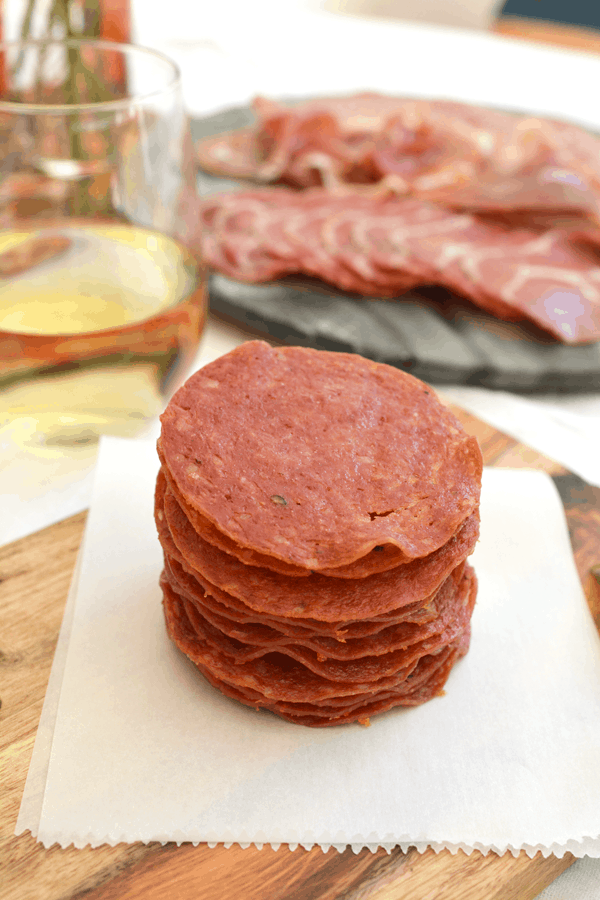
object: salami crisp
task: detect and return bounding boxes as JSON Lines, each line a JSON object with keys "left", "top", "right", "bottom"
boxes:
{"left": 156, "top": 342, "right": 481, "bottom": 726}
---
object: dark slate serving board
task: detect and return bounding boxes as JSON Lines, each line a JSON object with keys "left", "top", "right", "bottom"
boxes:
{"left": 191, "top": 108, "right": 600, "bottom": 392}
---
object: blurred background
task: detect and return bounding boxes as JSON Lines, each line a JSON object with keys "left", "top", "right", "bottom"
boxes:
{"left": 4, "top": 1, "right": 600, "bottom": 113}
{"left": 2, "top": 0, "right": 600, "bottom": 547}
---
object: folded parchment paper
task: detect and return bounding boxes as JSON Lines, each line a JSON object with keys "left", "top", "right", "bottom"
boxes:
{"left": 16, "top": 436, "right": 600, "bottom": 855}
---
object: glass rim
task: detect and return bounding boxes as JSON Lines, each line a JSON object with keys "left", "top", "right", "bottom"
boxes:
{"left": 0, "top": 38, "right": 182, "bottom": 113}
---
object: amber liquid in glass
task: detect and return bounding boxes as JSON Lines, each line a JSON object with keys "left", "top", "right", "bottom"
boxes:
{"left": 0, "top": 222, "right": 207, "bottom": 454}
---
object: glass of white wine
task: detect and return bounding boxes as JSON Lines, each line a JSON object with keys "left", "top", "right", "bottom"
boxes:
{"left": 0, "top": 39, "right": 207, "bottom": 455}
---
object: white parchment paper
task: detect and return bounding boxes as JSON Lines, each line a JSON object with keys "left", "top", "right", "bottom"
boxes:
{"left": 16, "top": 437, "right": 600, "bottom": 854}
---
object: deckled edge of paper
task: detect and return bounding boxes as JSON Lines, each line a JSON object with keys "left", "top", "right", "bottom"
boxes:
{"left": 16, "top": 465, "right": 600, "bottom": 860}
{"left": 25, "top": 832, "right": 600, "bottom": 858}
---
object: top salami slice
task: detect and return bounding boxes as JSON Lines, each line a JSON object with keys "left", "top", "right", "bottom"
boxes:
{"left": 159, "top": 342, "right": 482, "bottom": 571}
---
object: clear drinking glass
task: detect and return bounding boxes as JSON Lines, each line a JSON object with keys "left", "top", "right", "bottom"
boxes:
{"left": 0, "top": 39, "right": 207, "bottom": 455}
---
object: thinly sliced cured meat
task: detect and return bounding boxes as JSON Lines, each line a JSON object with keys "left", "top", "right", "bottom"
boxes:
{"left": 163, "top": 579, "right": 472, "bottom": 725}
{"left": 160, "top": 343, "right": 482, "bottom": 573}
{"left": 162, "top": 555, "right": 442, "bottom": 639}
{"left": 159, "top": 478, "right": 479, "bottom": 622}
{"left": 160, "top": 460, "right": 433, "bottom": 582}
{"left": 196, "top": 94, "right": 600, "bottom": 217}
{"left": 179, "top": 568, "right": 473, "bottom": 681}
{"left": 158, "top": 463, "right": 313, "bottom": 577}
{"left": 163, "top": 559, "right": 471, "bottom": 663}
{"left": 162, "top": 577, "right": 473, "bottom": 704}
{"left": 160, "top": 463, "right": 415, "bottom": 578}
{"left": 196, "top": 189, "right": 600, "bottom": 343}
{"left": 156, "top": 342, "right": 481, "bottom": 727}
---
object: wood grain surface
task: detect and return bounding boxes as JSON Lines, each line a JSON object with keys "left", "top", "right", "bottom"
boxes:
{"left": 3, "top": 406, "right": 600, "bottom": 900}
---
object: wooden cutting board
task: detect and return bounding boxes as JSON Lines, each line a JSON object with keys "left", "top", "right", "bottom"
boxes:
{"left": 2, "top": 402, "right": 599, "bottom": 900}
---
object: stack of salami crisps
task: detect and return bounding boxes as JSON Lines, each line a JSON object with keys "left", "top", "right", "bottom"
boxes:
{"left": 155, "top": 341, "right": 482, "bottom": 727}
